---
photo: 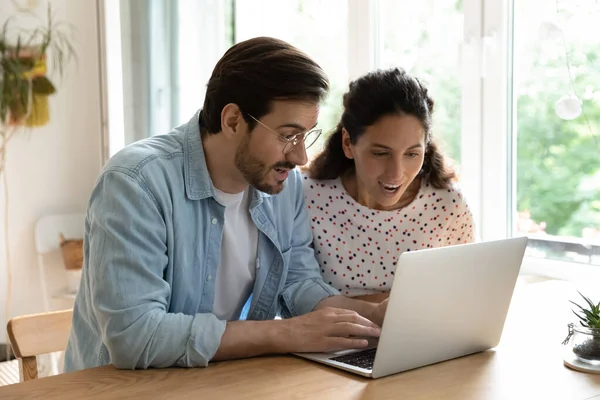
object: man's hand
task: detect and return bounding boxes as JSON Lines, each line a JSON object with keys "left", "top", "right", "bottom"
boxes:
{"left": 277, "top": 307, "right": 381, "bottom": 353}
{"left": 213, "top": 298, "right": 384, "bottom": 362}
{"left": 314, "top": 294, "right": 390, "bottom": 327}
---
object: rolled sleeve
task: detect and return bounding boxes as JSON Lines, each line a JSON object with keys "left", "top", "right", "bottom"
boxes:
{"left": 281, "top": 278, "right": 339, "bottom": 317}
{"left": 177, "top": 314, "right": 227, "bottom": 367}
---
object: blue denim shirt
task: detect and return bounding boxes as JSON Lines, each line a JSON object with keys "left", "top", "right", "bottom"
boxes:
{"left": 64, "top": 111, "right": 338, "bottom": 371}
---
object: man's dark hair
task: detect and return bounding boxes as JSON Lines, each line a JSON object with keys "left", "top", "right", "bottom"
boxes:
{"left": 200, "top": 37, "right": 329, "bottom": 134}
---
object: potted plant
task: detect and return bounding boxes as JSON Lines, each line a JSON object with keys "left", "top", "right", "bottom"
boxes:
{"left": 1, "top": 3, "right": 75, "bottom": 128}
{"left": 563, "top": 291, "right": 600, "bottom": 365}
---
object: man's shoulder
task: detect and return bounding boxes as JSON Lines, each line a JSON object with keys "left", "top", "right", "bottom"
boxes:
{"left": 102, "top": 128, "right": 186, "bottom": 178}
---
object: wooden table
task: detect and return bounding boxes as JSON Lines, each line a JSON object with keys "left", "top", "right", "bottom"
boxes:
{"left": 2, "top": 279, "right": 600, "bottom": 399}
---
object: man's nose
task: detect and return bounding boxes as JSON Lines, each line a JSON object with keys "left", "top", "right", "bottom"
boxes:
{"left": 287, "top": 142, "right": 309, "bottom": 166}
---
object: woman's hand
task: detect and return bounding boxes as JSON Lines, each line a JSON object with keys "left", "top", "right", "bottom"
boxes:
{"left": 367, "top": 298, "right": 388, "bottom": 327}
{"left": 352, "top": 293, "right": 390, "bottom": 326}
{"left": 352, "top": 292, "right": 390, "bottom": 303}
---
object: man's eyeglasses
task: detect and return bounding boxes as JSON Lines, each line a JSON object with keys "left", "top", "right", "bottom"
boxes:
{"left": 246, "top": 113, "right": 322, "bottom": 155}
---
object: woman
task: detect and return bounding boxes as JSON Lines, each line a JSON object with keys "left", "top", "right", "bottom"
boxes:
{"left": 302, "top": 68, "right": 475, "bottom": 302}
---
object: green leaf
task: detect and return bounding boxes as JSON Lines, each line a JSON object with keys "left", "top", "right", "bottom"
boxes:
{"left": 579, "top": 291, "right": 599, "bottom": 312}
{"left": 31, "top": 76, "right": 56, "bottom": 95}
{"left": 574, "top": 294, "right": 600, "bottom": 315}
{"left": 581, "top": 309, "right": 598, "bottom": 321}
{"left": 570, "top": 300, "right": 587, "bottom": 313}
{"left": 571, "top": 291, "right": 600, "bottom": 329}
{"left": 573, "top": 310, "right": 587, "bottom": 323}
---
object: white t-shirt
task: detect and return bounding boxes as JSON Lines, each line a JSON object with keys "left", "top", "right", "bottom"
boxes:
{"left": 302, "top": 175, "right": 475, "bottom": 296}
{"left": 213, "top": 188, "right": 258, "bottom": 320}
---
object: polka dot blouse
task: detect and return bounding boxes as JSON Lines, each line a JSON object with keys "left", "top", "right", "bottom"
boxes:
{"left": 302, "top": 175, "right": 476, "bottom": 296}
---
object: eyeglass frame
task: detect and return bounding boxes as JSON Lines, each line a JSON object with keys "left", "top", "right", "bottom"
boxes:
{"left": 245, "top": 113, "right": 322, "bottom": 155}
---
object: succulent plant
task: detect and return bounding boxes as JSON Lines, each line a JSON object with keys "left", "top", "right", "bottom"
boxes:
{"left": 571, "top": 291, "right": 600, "bottom": 331}
{"left": 566, "top": 291, "right": 600, "bottom": 363}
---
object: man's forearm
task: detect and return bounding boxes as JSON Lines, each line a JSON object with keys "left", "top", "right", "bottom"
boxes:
{"left": 313, "top": 295, "right": 378, "bottom": 321}
{"left": 212, "top": 320, "right": 286, "bottom": 361}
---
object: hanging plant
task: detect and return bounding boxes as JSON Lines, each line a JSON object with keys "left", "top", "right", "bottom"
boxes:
{"left": 0, "top": 3, "right": 75, "bottom": 128}
{"left": 4, "top": 46, "right": 54, "bottom": 126}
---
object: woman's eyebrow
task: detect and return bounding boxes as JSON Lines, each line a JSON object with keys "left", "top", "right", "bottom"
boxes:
{"left": 371, "top": 143, "right": 423, "bottom": 150}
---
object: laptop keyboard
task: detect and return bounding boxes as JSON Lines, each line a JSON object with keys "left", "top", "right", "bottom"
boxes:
{"left": 329, "top": 348, "right": 377, "bottom": 370}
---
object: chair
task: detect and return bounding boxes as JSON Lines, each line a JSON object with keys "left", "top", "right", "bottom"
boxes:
{"left": 6, "top": 309, "right": 73, "bottom": 381}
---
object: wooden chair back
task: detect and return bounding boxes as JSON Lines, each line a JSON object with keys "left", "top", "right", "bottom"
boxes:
{"left": 6, "top": 309, "right": 73, "bottom": 381}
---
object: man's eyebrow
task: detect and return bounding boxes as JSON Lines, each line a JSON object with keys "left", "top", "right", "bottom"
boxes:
{"left": 275, "top": 122, "right": 319, "bottom": 131}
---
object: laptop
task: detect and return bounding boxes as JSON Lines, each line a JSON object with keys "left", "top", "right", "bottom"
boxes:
{"left": 294, "top": 236, "right": 528, "bottom": 379}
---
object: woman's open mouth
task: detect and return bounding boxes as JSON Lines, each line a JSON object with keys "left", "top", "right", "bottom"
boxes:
{"left": 379, "top": 181, "right": 401, "bottom": 194}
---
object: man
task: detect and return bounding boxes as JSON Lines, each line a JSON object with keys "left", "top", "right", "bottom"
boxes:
{"left": 64, "top": 37, "right": 386, "bottom": 371}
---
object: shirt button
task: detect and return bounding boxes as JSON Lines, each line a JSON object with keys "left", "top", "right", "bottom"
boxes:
{"left": 256, "top": 258, "right": 260, "bottom": 269}
{"left": 206, "top": 274, "right": 212, "bottom": 281}
{"left": 211, "top": 218, "right": 217, "bottom": 225}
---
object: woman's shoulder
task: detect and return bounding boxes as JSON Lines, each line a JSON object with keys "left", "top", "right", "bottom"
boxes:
{"left": 419, "top": 179, "right": 471, "bottom": 208}
{"left": 300, "top": 171, "right": 340, "bottom": 193}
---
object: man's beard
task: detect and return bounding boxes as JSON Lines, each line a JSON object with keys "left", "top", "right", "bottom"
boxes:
{"left": 234, "top": 136, "right": 295, "bottom": 195}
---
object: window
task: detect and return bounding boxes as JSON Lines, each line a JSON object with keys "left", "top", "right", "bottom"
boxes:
{"left": 512, "top": 0, "right": 600, "bottom": 265}
{"left": 378, "top": 0, "right": 465, "bottom": 164}
{"left": 175, "top": 0, "right": 234, "bottom": 124}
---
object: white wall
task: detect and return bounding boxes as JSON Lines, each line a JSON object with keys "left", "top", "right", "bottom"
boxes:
{"left": 0, "top": 0, "right": 103, "bottom": 343}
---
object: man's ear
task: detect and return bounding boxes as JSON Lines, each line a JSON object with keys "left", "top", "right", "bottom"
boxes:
{"left": 220, "top": 103, "right": 243, "bottom": 138}
{"left": 341, "top": 128, "right": 354, "bottom": 159}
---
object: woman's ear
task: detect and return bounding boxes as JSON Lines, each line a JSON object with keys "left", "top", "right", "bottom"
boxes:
{"left": 341, "top": 128, "right": 354, "bottom": 159}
